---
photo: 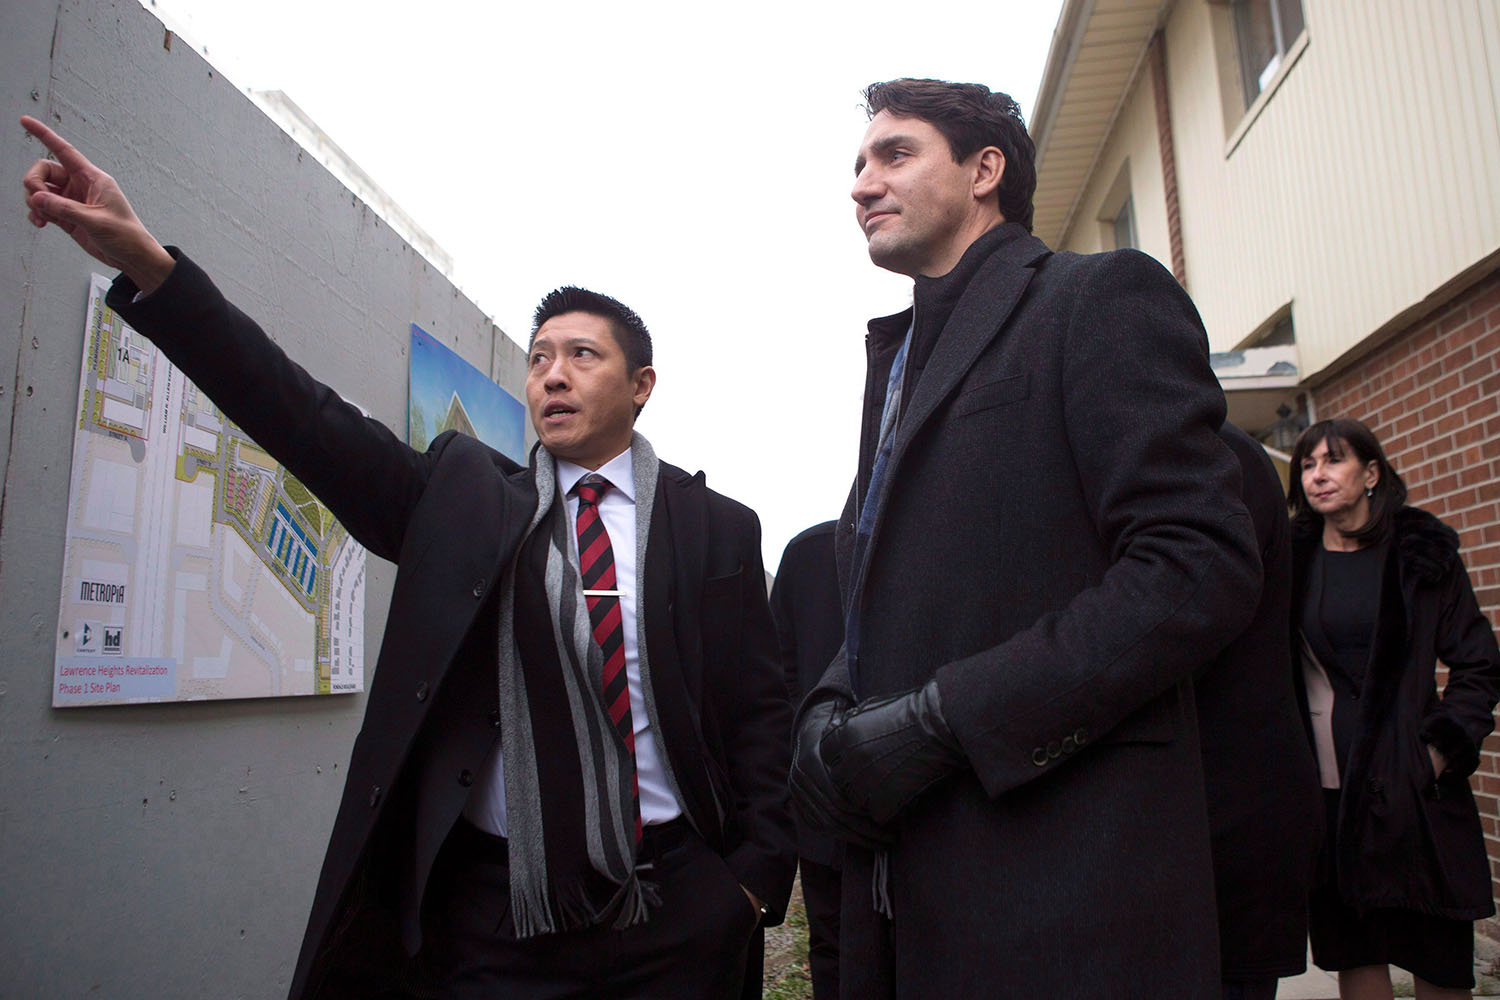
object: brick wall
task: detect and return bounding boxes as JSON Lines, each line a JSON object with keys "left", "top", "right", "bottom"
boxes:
{"left": 1312, "top": 267, "right": 1500, "bottom": 911}
{"left": 1148, "top": 31, "right": 1187, "bottom": 289}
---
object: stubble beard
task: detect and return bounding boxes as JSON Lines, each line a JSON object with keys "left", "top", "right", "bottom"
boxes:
{"left": 865, "top": 228, "right": 923, "bottom": 278}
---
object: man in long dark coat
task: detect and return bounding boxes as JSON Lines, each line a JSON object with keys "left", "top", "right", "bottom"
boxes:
{"left": 770, "top": 521, "right": 845, "bottom": 999}
{"left": 22, "top": 115, "right": 795, "bottom": 1000}
{"left": 1198, "top": 424, "right": 1323, "bottom": 999}
{"left": 790, "top": 79, "right": 1262, "bottom": 997}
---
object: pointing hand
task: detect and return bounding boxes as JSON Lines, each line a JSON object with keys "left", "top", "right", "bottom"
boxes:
{"left": 20, "top": 115, "right": 174, "bottom": 293}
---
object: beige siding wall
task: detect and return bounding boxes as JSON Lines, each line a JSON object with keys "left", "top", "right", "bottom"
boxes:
{"left": 1156, "top": 0, "right": 1500, "bottom": 373}
{"left": 1058, "top": 62, "right": 1174, "bottom": 266}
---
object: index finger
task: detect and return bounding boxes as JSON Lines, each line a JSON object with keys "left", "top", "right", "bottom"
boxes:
{"left": 20, "top": 115, "right": 95, "bottom": 174}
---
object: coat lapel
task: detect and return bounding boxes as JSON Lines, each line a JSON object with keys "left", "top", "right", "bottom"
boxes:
{"left": 848, "top": 234, "right": 1048, "bottom": 621}
{"left": 654, "top": 464, "right": 701, "bottom": 664}
{"left": 644, "top": 465, "right": 724, "bottom": 834}
{"left": 887, "top": 234, "right": 1049, "bottom": 470}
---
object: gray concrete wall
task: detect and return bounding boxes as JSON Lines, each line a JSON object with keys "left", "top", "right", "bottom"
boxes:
{"left": 1, "top": 1, "right": 529, "bottom": 995}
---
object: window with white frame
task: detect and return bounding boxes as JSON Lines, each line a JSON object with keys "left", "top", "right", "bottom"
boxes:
{"left": 1095, "top": 162, "right": 1137, "bottom": 253}
{"left": 1112, "top": 196, "right": 1137, "bottom": 251}
{"left": 1232, "top": 0, "right": 1306, "bottom": 107}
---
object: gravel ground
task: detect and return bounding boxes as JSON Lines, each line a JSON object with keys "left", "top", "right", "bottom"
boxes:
{"left": 761, "top": 872, "right": 813, "bottom": 999}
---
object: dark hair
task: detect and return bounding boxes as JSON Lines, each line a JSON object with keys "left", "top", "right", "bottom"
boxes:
{"left": 863, "top": 78, "right": 1037, "bottom": 232}
{"left": 530, "top": 286, "right": 653, "bottom": 374}
{"left": 1287, "top": 417, "right": 1408, "bottom": 546}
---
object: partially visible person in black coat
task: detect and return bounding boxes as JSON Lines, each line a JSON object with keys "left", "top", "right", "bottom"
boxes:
{"left": 770, "top": 522, "right": 844, "bottom": 1000}
{"left": 1290, "top": 417, "right": 1500, "bottom": 1000}
{"left": 1197, "top": 424, "right": 1323, "bottom": 1000}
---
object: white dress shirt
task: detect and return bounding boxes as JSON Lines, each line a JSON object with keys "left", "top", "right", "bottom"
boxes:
{"left": 463, "top": 445, "right": 682, "bottom": 836}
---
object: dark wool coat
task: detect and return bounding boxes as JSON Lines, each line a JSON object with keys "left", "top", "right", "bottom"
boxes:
{"left": 1294, "top": 506, "right": 1500, "bottom": 920}
{"left": 806, "top": 225, "right": 1262, "bottom": 999}
{"left": 109, "top": 253, "right": 796, "bottom": 1000}
{"left": 1196, "top": 424, "right": 1323, "bottom": 980}
{"left": 770, "top": 521, "right": 845, "bottom": 870}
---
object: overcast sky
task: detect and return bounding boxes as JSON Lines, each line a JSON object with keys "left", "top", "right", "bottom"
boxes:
{"left": 140, "top": 0, "right": 1066, "bottom": 571}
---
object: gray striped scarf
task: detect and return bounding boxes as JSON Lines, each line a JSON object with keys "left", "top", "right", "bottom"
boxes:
{"left": 495, "top": 432, "right": 685, "bottom": 938}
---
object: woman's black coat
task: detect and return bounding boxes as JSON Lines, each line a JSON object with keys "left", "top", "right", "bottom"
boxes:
{"left": 1294, "top": 506, "right": 1500, "bottom": 919}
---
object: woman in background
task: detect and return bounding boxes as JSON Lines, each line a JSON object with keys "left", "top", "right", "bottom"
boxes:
{"left": 1291, "top": 417, "right": 1500, "bottom": 999}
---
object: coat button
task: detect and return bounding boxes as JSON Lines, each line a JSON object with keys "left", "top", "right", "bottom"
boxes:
{"left": 458, "top": 769, "right": 474, "bottom": 788}
{"left": 1032, "top": 747, "right": 1049, "bottom": 767}
{"left": 1074, "top": 728, "right": 1088, "bottom": 747}
{"left": 1061, "top": 735, "right": 1076, "bottom": 755}
{"left": 1367, "top": 777, "right": 1383, "bottom": 794}
{"left": 415, "top": 681, "right": 429, "bottom": 702}
{"left": 472, "top": 580, "right": 485, "bottom": 598}
{"left": 488, "top": 710, "right": 502, "bottom": 730}
{"left": 368, "top": 785, "right": 381, "bottom": 807}
{"left": 1046, "top": 741, "right": 1062, "bottom": 759}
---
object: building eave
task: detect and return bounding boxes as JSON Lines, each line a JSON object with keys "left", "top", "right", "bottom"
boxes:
{"left": 1030, "top": 0, "right": 1173, "bottom": 246}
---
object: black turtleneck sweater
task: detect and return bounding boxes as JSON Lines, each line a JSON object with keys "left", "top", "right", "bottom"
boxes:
{"left": 904, "top": 224, "right": 1027, "bottom": 401}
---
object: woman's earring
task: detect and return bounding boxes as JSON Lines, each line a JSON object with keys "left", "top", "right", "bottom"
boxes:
{"left": 1366, "top": 485, "right": 1374, "bottom": 498}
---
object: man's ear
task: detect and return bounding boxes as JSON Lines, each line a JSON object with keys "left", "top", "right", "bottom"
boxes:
{"left": 632, "top": 366, "right": 657, "bottom": 413}
{"left": 972, "top": 146, "right": 1005, "bottom": 202}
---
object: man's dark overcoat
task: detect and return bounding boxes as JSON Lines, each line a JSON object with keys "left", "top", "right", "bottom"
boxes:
{"left": 108, "top": 254, "right": 796, "bottom": 1000}
{"left": 810, "top": 225, "right": 1262, "bottom": 998}
{"left": 1196, "top": 424, "right": 1322, "bottom": 980}
{"left": 1294, "top": 505, "right": 1500, "bottom": 920}
{"left": 770, "top": 521, "right": 845, "bottom": 871}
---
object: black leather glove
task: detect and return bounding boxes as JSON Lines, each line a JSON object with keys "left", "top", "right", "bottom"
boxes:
{"left": 822, "top": 678, "right": 965, "bottom": 826}
{"left": 790, "top": 695, "right": 892, "bottom": 849}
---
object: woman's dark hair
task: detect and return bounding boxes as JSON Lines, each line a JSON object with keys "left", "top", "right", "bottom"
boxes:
{"left": 1287, "top": 417, "right": 1408, "bottom": 546}
{"left": 863, "top": 78, "right": 1037, "bottom": 232}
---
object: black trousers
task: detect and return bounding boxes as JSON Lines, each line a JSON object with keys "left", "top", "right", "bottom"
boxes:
{"left": 420, "top": 819, "right": 761, "bottom": 999}
{"left": 799, "top": 858, "right": 842, "bottom": 1000}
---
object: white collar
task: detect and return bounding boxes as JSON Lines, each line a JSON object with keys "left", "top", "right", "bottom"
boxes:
{"left": 555, "top": 446, "right": 636, "bottom": 503}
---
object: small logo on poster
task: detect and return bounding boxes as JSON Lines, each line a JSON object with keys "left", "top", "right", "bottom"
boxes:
{"left": 76, "top": 620, "right": 100, "bottom": 654}
{"left": 102, "top": 625, "right": 123, "bottom": 655}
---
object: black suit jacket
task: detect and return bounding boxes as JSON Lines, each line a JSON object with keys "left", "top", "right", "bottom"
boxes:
{"left": 109, "top": 252, "right": 795, "bottom": 1000}
{"left": 806, "top": 224, "right": 1262, "bottom": 997}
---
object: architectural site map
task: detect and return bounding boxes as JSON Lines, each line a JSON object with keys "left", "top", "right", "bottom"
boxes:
{"left": 53, "top": 275, "right": 365, "bottom": 706}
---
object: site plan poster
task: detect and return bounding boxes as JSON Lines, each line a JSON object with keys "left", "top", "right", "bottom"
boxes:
{"left": 408, "top": 323, "right": 526, "bottom": 460}
{"left": 52, "top": 274, "right": 366, "bottom": 706}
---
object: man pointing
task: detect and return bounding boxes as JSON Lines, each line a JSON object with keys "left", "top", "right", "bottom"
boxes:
{"left": 23, "top": 114, "right": 794, "bottom": 999}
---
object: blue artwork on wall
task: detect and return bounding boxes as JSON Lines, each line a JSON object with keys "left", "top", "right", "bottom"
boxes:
{"left": 408, "top": 323, "right": 526, "bottom": 461}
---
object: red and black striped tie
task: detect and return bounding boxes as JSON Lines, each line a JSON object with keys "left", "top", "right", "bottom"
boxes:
{"left": 575, "top": 475, "right": 641, "bottom": 841}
